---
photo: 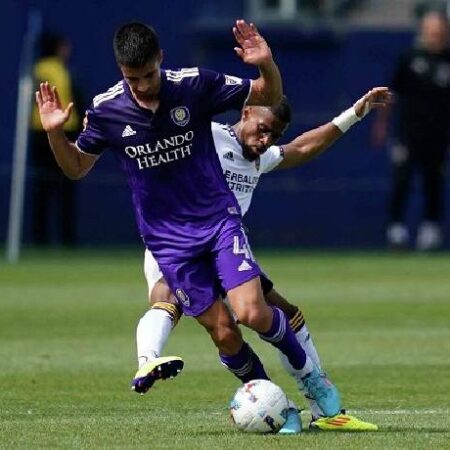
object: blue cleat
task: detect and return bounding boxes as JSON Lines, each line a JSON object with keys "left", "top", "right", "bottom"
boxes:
{"left": 278, "top": 405, "right": 302, "bottom": 434}
{"left": 301, "top": 369, "right": 341, "bottom": 417}
{"left": 131, "top": 356, "right": 184, "bottom": 394}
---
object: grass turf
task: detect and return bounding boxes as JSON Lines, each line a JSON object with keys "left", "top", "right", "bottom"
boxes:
{"left": 1, "top": 249, "right": 449, "bottom": 449}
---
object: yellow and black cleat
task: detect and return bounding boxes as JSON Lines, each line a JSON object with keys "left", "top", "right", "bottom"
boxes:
{"left": 131, "top": 356, "right": 184, "bottom": 394}
{"left": 310, "top": 414, "right": 378, "bottom": 431}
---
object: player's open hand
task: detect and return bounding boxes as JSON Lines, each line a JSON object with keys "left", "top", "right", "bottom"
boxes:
{"left": 35, "top": 82, "right": 73, "bottom": 132}
{"left": 233, "top": 20, "right": 272, "bottom": 66}
{"left": 353, "top": 87, "right": 393, "bottom": 118}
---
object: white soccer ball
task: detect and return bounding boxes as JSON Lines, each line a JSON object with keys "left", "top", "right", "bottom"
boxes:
{"left": 229, "top": 379, "right": 289, "bottom": 433}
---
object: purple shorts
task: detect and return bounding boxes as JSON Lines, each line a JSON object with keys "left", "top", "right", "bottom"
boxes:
{"left": 156, "top": 216, "right": 261, "bottom": 317}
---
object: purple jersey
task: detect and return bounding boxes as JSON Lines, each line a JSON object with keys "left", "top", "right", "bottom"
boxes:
{"left": 76, "top": 68, "right": 251, "bottom": 257}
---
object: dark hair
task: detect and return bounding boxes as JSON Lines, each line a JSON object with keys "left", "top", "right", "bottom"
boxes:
{"left": 113, "top": 22, "right": 160, "bottom": 67}
{"left": 270, "top": 95, "right": 292, "bottom": 125}
{"left": 40, "top": 32, "right": 65, "bottom": 58}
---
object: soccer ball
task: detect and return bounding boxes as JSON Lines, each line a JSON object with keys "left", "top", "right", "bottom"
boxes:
{"left": 229, "top": 379, "right": 289, "bottom": 433}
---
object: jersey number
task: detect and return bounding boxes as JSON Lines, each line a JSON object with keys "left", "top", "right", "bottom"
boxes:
{"left": 233, "top": 235, "right": 254, "bottom": 261}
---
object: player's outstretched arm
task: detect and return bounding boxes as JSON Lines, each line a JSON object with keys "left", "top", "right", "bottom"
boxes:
{"left": 35, "top": 82, "right": 96, "bottom": 180}
{"left": 278, "top": 87, "right": 392, "bottom": 169}
{"left": 232, "top": 19, "right": 282, "bottom": 107}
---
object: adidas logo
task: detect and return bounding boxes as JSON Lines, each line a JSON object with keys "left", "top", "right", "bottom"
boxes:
{"left": 122, "top": 125, "right": 136, "bottom": 137}
{"left": 223, "top": 151, "right": 234, "bottom": 161}
{"left": 238, "top": 260, "right": 252, "bottom": 272}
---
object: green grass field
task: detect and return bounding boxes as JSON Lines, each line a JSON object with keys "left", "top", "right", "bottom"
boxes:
{"left": 1, "top": 249, "right": 450, "bottom": 449}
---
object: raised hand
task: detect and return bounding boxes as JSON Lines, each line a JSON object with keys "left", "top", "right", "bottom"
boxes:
{"left": 353, "top": 87, "right": 393, "bottom": 118}
{"left": 233, "top": 19, "right": 272, "bottom": 66}
{"left": 35, "top": 82, "right": 74, "bottom": 132}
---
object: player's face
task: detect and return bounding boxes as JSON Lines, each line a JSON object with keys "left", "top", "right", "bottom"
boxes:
{"left": 239, "top": 107, "right": 287, "bottom": 161}
{"left": 120, "top": 51, "right": 163, "bottom": 101}
{"left": 421, "top": 15, "right": 449, "bottom": 53}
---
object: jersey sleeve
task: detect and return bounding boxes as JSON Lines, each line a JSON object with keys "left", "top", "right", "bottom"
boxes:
{"left": 259, "top": 145, "right": 284, "bottom": 173}
{"left": 199, "top": 68, "right": 252, "bottom": 115}
{"left": 75, "top": 105, "right": 108, "bottom": 156}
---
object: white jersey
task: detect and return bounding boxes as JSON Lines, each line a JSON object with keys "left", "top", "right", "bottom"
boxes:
{"left": 144, "top": 122, "right": 284, "bottom": 294}
{"left": 212, "top": 122, "right": 284, "bottom": 216}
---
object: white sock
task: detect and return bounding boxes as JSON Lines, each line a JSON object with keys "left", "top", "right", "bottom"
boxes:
{"left": 136, "top": 309, "right": 173, "bottom": 368}
{"left": 279, "top": 325, "right": 324, "bottom": 379}
{"left": 296, "top": 325, "right": 323, "bottom": 372}
{"left": 297, "top": 355, "right": 315, "bottom": 379}
{"left": 279, "top": 324, "right": 325, "bottom": 418}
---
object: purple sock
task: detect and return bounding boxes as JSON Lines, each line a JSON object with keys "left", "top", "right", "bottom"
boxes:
{"left": 260, "top": 306, "right": 307, "bottom": 370}
{"left": 220, "top": 342, "right": 269, "bottom": 383}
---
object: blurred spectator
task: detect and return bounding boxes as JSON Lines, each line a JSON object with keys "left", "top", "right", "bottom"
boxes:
{"left": 30, "top": 32, "right": 82, "bottom": 246}
{"left": 372, "top": 11, "right": 450, "bottom": 250}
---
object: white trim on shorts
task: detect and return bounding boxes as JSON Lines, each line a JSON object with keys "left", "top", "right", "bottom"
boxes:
{"left": 144, "top": 248, "right": 164, "bottom": 296}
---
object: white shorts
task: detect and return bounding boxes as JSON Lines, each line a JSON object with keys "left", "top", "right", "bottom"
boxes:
{"left": 144, "top": 249, "right": 164, "bottom": 296}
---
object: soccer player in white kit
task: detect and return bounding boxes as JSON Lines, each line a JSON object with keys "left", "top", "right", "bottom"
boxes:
{"left": 137, "top": 87, "right": 391, "bottom": 432}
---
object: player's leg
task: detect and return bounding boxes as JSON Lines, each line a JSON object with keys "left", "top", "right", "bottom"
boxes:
{"left": 136, "top": 280, "right": 182, "bottom": 365}
{"left": 195, "top": 299, "right": 270, "bottom": 382}
{"left": 197, "top": 296, "right": 304, "bottom": 434}
{"left": 228, "top": 279, "right": 340, "bottom": 417}
{"left": 264, "top": 287, "right": 377, "bottom": 430}
{"left": 263, "top": 279, "right": 378, "bottom": 430}
{"left": 387, "top": 142, "right": 413, "bottom": 248}
{"left": 132, "top": 250, "right": 184, "bottom": 394}
{"left": 263, "top": 283, "right": 323, "bottom": 371}
{"left": 194, "top": 280, "right": 301, "bottom": 434}
{"left": 262, "top": 285, "right": 325, "bottom": 419}
{"left": 137, "top": 250, "right": 183, "bottom": 365}
{"left": 416, "top": 143, "right": 445, "bottom": 250}
{"left": 216, "top": 220, "right": 341, "bottom": 417}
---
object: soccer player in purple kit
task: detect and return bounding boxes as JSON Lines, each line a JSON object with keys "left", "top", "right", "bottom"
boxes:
{"left": 35, "top": 19, "right": 340, "bottom": 428}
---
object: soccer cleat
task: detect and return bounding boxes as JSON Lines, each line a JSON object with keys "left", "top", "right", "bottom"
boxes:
{"left": 310, "top": 414, "right": 378, "bottom": 431}
{"left": 301, "top": 369, "right": 341, "bottom": 417}
{"left": 131, "top": 356, "right": 184, "bottom": 394}
{"left": 278, "top": 407, "right": 302, "bottom": 434}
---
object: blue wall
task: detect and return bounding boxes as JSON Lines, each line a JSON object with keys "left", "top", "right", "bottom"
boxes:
{"left": 2, "top": 1, "right": 448, "bottom": 248}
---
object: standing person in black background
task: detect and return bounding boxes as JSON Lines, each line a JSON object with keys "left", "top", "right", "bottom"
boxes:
{"left": 30, "top": 32, "right": 82, "bottom": 246}
{"left": 373, "top": 11, "right": 450, "bottom": 250}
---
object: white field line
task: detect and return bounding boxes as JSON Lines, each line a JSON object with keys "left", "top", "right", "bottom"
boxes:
{"left": 339, "top": 409, "right": 449, "bottom": 415}
{"left": 211, "top": 408, "right": 449, "bottom": 416}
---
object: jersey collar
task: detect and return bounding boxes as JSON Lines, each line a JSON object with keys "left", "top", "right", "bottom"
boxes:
{"left": 122, "top": 72, "right": 167, "bottom": 114}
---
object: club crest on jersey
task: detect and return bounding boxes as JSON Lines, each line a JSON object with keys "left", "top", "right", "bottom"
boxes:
{"left": 170, "top": 106, "right": 190, "bottom": 127}
{"left": 175, "top": 288, "right": 190, "bottom": 307}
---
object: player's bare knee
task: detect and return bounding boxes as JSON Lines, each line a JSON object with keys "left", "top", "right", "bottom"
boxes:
{"left": 238, "top": 304, "right": 272, "bottom": 332}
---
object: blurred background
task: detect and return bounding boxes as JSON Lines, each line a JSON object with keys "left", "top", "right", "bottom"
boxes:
{"left": 2, "top": 0, "right": 450, "bottom": 256}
